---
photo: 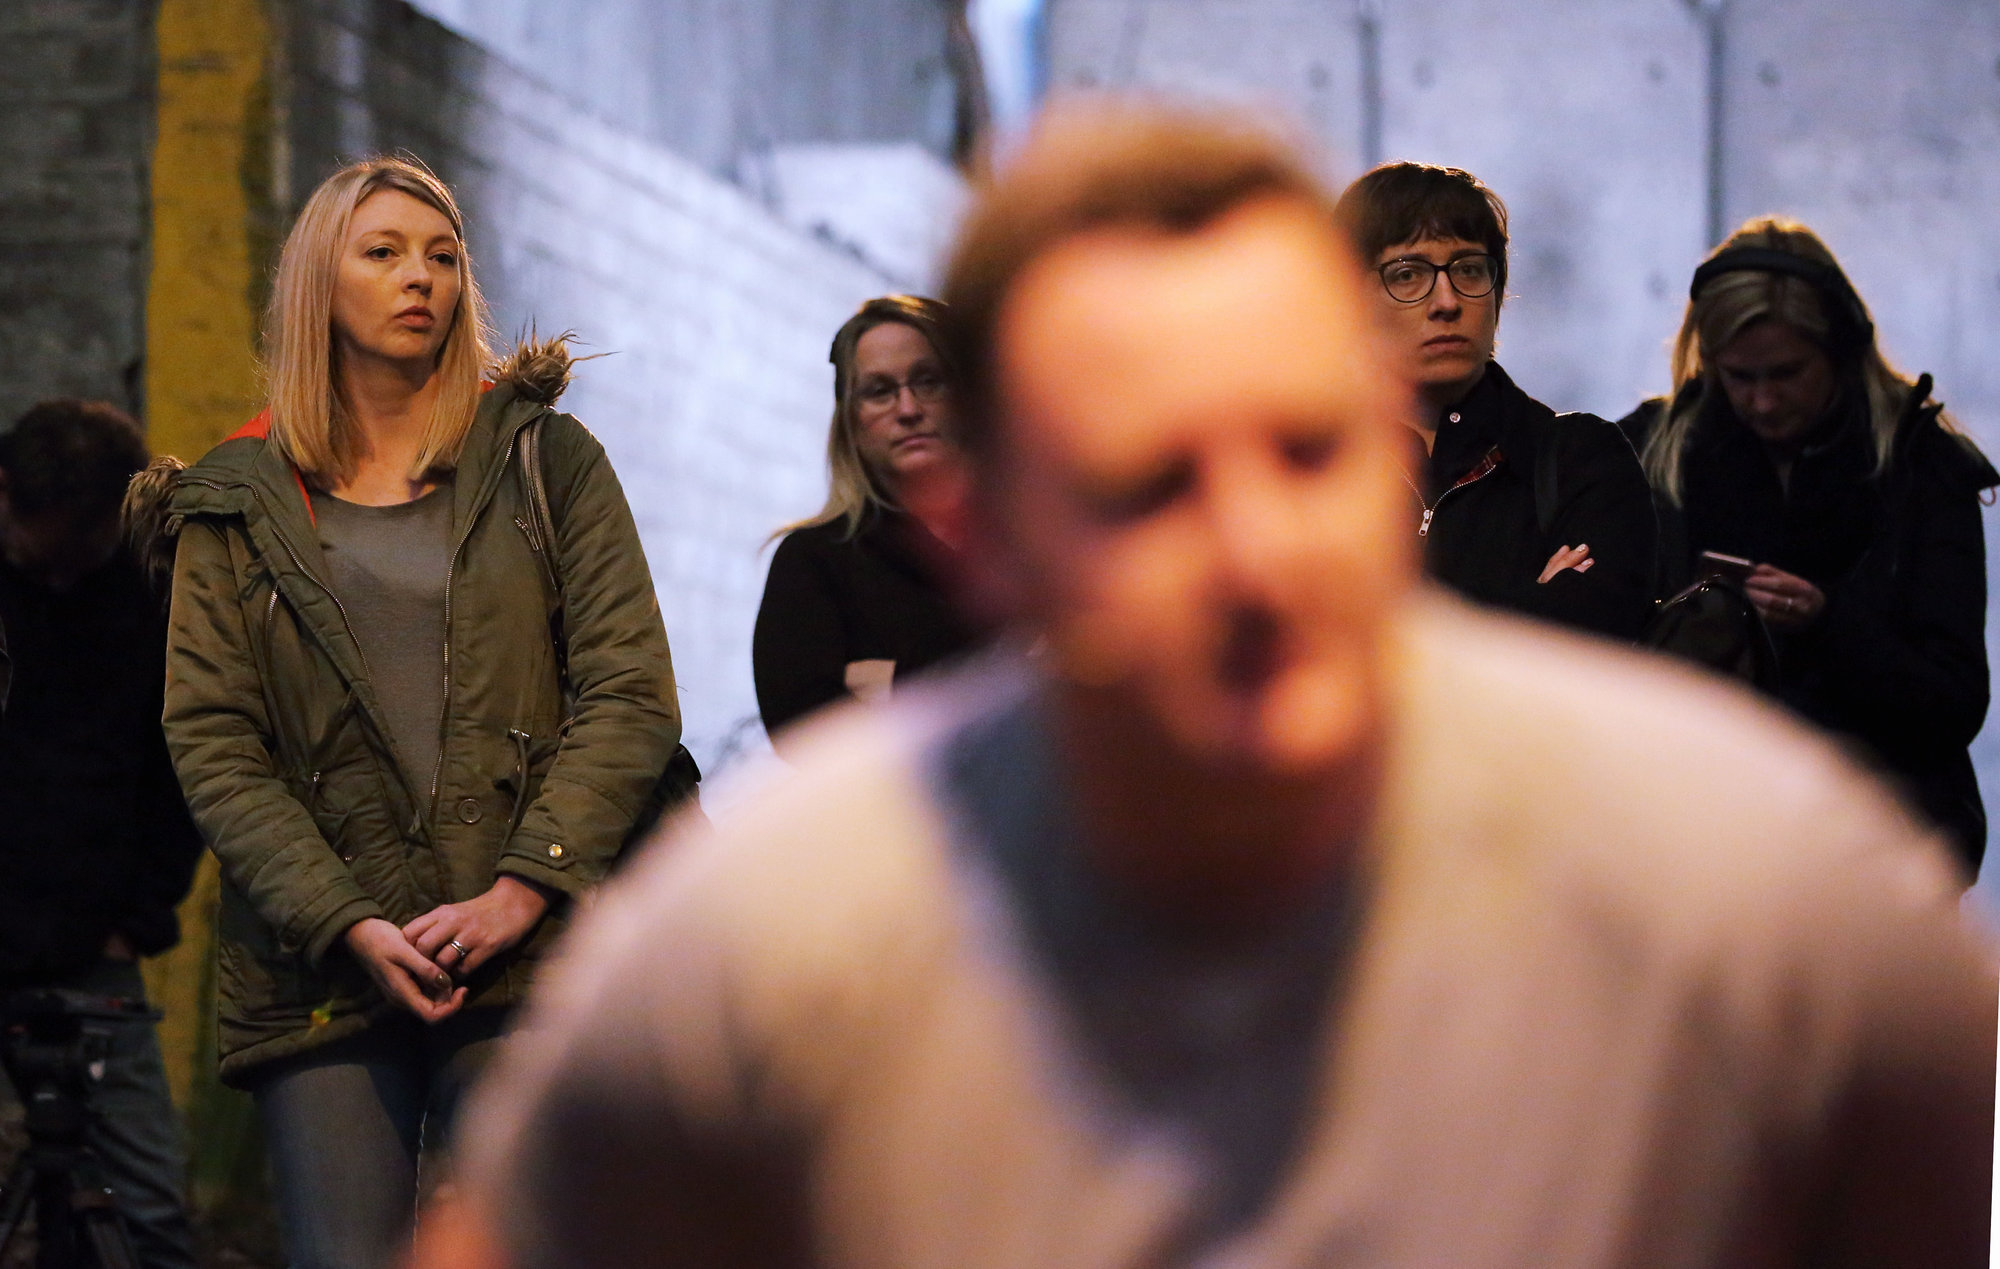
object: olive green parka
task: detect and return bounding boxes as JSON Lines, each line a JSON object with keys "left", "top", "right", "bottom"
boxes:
{"left": 160, "top": 343, "right": 680, "bottom": 1084}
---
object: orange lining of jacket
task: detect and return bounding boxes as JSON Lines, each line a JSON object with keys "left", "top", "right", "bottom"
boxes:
{"left": 227, "top": 382, "right": 495, "bottom": 530}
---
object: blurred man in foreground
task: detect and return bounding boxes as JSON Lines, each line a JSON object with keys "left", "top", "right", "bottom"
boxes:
{"left": 442, "top": 107, "right": 1995, "bottom": 1268}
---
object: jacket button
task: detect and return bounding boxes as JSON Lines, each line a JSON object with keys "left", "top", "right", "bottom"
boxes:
{"left": 1448, "top": 411, "right": 1462, "bottom": 424}
{"left": 547, "top": 843, "right": 566, "bottom": 860}
{"left": 456, "top": 797, "right": 483, "bottom": 824}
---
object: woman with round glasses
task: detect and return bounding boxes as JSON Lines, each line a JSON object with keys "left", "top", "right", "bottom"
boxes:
{"left": 1335, "top": 162, "right": 1656, "bottom": 640}
{"left": 753, "top": 295, "right": 979, "bottom": 746}
{"left": 1622, "top": 219, "right": 1996, "bottom": 871}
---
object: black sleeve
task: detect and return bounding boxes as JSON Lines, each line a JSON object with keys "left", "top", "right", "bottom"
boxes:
{"left": 107, "top": 616, "right": 205, "bottom": 957}
{"left": 752, "top": 530, "right": 853, "bottom": 740}
{"left": 110, "top": 710, "right": 206, "bottom": 956}
{"left": 1792, "top": 467, "right": 1989, "bottom": 754}
{"left": 1518, "top": 417, "right": 1660, "bottom": 641}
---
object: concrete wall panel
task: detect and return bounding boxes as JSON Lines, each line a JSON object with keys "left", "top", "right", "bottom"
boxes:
{"left": 1048, "top": 0, "right": 1364, "bottom": 173}
{"left": 1374, "top": 0, "right": 1707, "bottom": 417}
{"left": 1721, "top": 0, "right": 2000, "bottom": 438}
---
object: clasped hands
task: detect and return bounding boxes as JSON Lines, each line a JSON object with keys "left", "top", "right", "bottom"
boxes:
{"left": 342, "top": 876, "right": 550, "bottom": 1023}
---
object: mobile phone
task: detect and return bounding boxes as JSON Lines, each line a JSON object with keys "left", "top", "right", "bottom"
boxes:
{"left": 1697, "top": 550, "right": 1756, "bottom": 583}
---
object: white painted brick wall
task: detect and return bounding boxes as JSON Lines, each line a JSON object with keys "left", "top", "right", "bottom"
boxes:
{"left": 301, "top": 1, "right": 900, "bottom": 776}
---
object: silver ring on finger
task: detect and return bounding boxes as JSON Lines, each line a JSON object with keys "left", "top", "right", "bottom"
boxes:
{"left": 449, "top": 938, "right": 470, "bottom": 958}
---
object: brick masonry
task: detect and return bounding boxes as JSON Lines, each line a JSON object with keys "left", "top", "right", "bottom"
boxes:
{"left": 279, "top": 0, "right": 901, "bottom": 774}
{"left": 397, "top": 0, "right": 976, "bottom": 179}
{"left": 0, "top": 0, "right": 155, "bottom": 428}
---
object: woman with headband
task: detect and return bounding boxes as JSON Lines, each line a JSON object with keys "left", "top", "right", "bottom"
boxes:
{"left": 1624, "top": 218, "right": 1996, "bottom": 872}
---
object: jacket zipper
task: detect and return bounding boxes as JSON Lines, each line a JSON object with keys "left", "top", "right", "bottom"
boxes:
{"left": 425, "top": 423, "right": 530, "bottom": 823}
{"left": 1403, "top": 444, "right": 1504, "bottom": 538}
{"left": 183, "top": 417, "right": 535, "bottom": 837}
{"left": 179, "top": 476, "right": 373, "bottom": 675}
{"left": 183, "top": 473, "right": 425, "bottom": 847}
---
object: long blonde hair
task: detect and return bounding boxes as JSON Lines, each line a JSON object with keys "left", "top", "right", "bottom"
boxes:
{"left": 784, "top": 295, "right": 956, "bottom": 539}
{"left": 263, "top": 156, "right": 494, "bottom": 484}
{"left": 1643, "top": 216, "right": 1953, "bottom": 505}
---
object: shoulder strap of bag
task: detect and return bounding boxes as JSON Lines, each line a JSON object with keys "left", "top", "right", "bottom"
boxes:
{"left": 519, "top": 414, "right": 562, "bottom": 602}
{"left": 515, "top": 414, "right": 703, "bottom": 839}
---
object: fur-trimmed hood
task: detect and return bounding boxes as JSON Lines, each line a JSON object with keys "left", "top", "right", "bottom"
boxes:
{"left": 493, "top": 332, "right": 576, "bottom": 407}
{"left": 121, "top": 334, "right": 580, "bottom": 601}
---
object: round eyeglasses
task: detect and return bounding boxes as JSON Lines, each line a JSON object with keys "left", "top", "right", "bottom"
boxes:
{"left": 1377, "top": 253, "right": 1500, "bottom": 304}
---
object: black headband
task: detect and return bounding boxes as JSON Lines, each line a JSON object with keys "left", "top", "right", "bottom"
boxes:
{"left": 1689, "top": 246, "right": 1874, "bottom": 351}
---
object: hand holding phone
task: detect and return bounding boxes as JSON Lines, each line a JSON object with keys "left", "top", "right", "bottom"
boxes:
{"left": 1698, "top": 550, "right": 1756, "bottom": 584}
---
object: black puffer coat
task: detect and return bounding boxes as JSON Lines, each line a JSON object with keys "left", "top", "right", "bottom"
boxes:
{"left": 1410, "top": 362, "right": 1658, "bottom": 641}
{"left": 1621, "top": 377, "right": 1996, "bottom": 871}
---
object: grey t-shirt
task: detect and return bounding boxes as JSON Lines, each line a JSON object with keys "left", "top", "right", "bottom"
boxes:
{"left": 935, "top": 695, "right": 1363, "bottom": 1252}
{"left": 309, "top": 481, "right": 453, "bottom": 790}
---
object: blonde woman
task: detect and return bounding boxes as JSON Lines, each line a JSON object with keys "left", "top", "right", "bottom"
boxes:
{"left": 1622, "top": 218, "right": 1997, "bottom": 871}
{"left": 159, "top": 157, "right": 679, "bottom": 1267}
{"left": 751, "top": 296, "right": 978, "bottom": 744}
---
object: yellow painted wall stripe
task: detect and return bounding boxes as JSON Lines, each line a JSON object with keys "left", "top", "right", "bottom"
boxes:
{"left": 144, "top": 10, "right": 273, "bottom": 1219}
{"left": 146, "top": 0, "right": 270, "bottom": 467}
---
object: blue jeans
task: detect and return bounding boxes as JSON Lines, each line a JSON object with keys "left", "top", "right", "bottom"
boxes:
{"left": 250, "top": 1008, "right": 508, "bottom": 1269}
{"left": 1, "top": 959, "right": 196, "bottom": 1269}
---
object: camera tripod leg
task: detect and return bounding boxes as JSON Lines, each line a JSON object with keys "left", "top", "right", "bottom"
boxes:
{"left": 64, "top": 1154, "right": 143, "bottom": 1269}
{"left": 76, "top": 1200, "right": 141, "bottom": 1269}
{"left": 0, "top": 1154, "right": 35, "bottom": 1260}
{"left": 0, "top": 1152, "right": 144, "bottom": 1269}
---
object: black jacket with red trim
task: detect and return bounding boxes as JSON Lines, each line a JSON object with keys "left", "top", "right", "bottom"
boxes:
{"left": 1407, "top": 362, "right": 1658, "bottom": 642}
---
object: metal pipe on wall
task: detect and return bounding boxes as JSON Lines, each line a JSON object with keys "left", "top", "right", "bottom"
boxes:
{"left": 1357, "top": 0, "right": 1384, "bottom": 169}
{"left": 1687, "top": 0, "right": 1729, "bottom": 247}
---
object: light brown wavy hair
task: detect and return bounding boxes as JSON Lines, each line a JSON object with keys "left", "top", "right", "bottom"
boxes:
{"left": 787, "top": 294, "right": 955, "bottom": 538}
{"left": 262, "top": 155, "right": 494, "bottom": 484}
{"left": 1642, "top": 216, "right": 1956, "bottom": 505}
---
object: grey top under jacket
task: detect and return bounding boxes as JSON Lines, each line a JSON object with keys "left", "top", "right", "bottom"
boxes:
{"left": 309, "top": 480, "right": 453, "bottom": 792}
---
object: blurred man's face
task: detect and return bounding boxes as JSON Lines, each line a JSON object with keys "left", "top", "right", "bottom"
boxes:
{"left": 980, "top": 196, "right": 1415, "bottom": 773}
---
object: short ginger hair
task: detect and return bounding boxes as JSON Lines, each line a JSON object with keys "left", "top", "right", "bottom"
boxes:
{"left": 939, "top": 104, "right": 1344, "bottom": 464}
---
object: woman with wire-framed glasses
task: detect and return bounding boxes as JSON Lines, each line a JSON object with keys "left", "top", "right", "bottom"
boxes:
{"left": 752, "top": 296, "right": 981, "bottom": 750}
{"left": 1335, "top": 162, "right": 1657, "bottom": 641}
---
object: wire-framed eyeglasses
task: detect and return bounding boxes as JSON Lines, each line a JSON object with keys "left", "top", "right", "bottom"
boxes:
{"left": 855, "top": 370, "right": 950, "bottom": 411}
{"left": 1377, "top": 253, "right": 1500, "bottom": 304}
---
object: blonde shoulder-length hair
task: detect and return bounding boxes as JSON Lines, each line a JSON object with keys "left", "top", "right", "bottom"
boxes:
{"left": 782, "top": 295, "right": 955, "bottom": 540}
{"left": 1642, "top": 216, "right": 1958, "bottom": 505}
{"left": 263, "top": 155, "right": 494, "bottom": 484}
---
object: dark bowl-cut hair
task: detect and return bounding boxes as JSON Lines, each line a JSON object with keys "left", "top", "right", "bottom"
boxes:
{"left": 1334, "top": 161, "right": 1510, "bottom": 300}
{"left": 0, "top": 398, "right": 149, "bottom": 519}
{"left": 940, "top": 103, "right": 1341, "bottom": 464}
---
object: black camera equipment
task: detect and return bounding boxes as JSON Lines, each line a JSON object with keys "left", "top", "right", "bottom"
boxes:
{"left": 0, "top": 989, "right": 156, "bottom": 1269}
